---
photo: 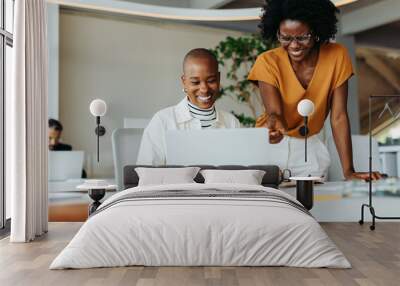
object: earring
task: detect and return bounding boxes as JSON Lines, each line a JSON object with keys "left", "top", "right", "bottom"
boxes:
{"left": 315, "top": 36, "right": 320, "bottom": 42}
{"left": 182, "top": 88, "right": 187, "bottom": 93}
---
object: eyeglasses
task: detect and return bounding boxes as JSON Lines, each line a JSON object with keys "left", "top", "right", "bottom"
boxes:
{"left": 277, "top": 33, "right": 313, "bottom": 45}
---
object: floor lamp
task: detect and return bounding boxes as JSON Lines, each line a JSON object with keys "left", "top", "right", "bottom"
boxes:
{"left": 359, "top": 95, "right": 400, "bottom": 230}
{"left": 89, "top": 99, "right": 107, "bottom": 162}
{"left": 290, "top": 99, "right": 320, "bottom": 210}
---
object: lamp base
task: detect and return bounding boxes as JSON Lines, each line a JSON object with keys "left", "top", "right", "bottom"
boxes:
{"left": 296, "top": 180, "right": 313, "bottom": 210}
{"left": 95, "top": 125, "right": 106, "bottom": 136}
{"left": 299, "top": 125, "right": 309, "bottom": 136}
{"left": 88, "top": 188, "right": 106, "bottom": 215}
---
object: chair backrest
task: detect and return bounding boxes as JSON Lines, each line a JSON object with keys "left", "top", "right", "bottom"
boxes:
{"left": 112, "top": 128, "right": 144, "bottom": 191}
{"left": 327, "top": 134, "right": 381, "bottom": 181}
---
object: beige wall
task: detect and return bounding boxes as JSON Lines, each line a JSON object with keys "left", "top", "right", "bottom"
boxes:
{"left": 59, "top": 10, "right": 249, "bottom": 178}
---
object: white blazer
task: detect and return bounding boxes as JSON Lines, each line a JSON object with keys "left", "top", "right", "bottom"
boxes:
{"left": 137, "top": 97, "right": 241, "bottom": 165}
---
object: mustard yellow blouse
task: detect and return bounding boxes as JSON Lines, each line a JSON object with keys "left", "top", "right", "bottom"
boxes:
{"left": 248, "top": 43, "right": 354, "bottom": 138}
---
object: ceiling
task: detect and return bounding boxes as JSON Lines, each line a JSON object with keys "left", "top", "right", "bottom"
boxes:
{"left": 119, "top": 0, "right": 254, "bottom": 9}
{"left": 219, "top": 0, "right": 264, "bottom": 9}
{"left": 356, "top": 20, "right": 400, "bottom": 52}
{"left": 119, "top": 0, "right": 364, "bottom": 9}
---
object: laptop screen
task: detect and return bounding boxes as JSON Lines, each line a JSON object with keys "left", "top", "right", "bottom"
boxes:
{"left": 165, "top": 128, "right": 289, "bottom": 167}
{"left": 48, "top": 151, "right": 84, "bottom": 181}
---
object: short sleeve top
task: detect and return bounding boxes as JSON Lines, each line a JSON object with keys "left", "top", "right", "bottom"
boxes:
{"left": 248, "top": 42, "right": 354, "bottom": 137}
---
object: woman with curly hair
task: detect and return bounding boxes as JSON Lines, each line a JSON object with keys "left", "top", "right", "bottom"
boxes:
{"left": 248, "top": 0, "right": 381, "bottom": 180}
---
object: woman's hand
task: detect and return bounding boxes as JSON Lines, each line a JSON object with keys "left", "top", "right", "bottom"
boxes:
{"left": 267, "top": 114, "right": 287, "bottom": 144}
{"left": 344, "top": 171, "right": 382, "bottom": 181}
{"left": 330, "top": 82, "right": 382, "bottom": 182}
{"left": 257, "top": 82, "right": 287, "bottom": 144}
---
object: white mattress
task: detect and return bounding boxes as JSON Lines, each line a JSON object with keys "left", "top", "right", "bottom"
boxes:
{"left": 50, "top": 183, "right": 350, "bottom": 269}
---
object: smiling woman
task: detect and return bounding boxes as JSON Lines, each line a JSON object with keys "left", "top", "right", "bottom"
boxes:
{"left": 181, "top": 49, "right": 220, "bottom": 110}
{"left": 136, "top": 48, "right": 240, "bottom": 166}
{"left": 248, "top": 0, "right": 381, "bottom": 180}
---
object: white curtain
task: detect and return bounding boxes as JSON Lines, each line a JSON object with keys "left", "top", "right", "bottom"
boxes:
{"left": 9, "top": 0, "right": 48, "bottom": 242}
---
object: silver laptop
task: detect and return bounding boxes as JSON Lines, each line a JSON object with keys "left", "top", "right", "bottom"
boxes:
{"left": 48, "top": 151, "right": 84, "bottom": 181}
{"left": 165, "top": 128, "right": 288, "bottom": 166}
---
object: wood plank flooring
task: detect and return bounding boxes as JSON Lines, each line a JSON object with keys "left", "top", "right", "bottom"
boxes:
{"left": 0, "top": 222, "right": 399, "bottom": 286}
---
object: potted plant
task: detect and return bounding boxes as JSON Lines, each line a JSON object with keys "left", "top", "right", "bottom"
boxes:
{"left": 212, "top": 34, "right": 276, "bottom": 127}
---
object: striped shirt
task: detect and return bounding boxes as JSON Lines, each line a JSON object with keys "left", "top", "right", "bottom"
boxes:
{"left": 187, "top": 99, "right": 217, "bottom": 128}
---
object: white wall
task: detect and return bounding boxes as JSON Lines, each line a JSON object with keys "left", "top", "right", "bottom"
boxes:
{"left": 59, "top": 10, "right": 246, "bottom": 178}
{"left": 47, "top": 3, "right": 59, "bottom": 119}
{"left": 321, "top": 34, "right": 361, "bottom": 144}
{"left": 336, "top": 34, "right": 360, "bottom": 134}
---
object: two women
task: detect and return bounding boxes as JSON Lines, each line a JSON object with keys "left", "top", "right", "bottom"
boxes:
{"left": 139, "top": 0, "right": 381, "bottom": 180}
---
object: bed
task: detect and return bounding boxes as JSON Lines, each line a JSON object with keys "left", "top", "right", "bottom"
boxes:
{"left": 50, "top": 165, "right": 350, "bottom": 269}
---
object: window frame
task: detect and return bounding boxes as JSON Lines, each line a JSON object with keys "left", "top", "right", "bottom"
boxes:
{"left": 1, "top": 0, "right": 13, "bottom": 231}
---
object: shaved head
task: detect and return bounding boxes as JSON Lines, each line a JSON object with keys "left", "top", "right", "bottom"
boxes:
{"left": 181, "top": 48, "right": 220, "bottom": 109}
{"left": 182, "top": 48, "right": 219, "bottom": 73}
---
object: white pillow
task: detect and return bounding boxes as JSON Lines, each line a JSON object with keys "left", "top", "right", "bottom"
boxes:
{"left": 200, "top": 169, "right": 266, "bottom": 185}
{"left": 135, "top": 167, "right": 200, "bottom": 186}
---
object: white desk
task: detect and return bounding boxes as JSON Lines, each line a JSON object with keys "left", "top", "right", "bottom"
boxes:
{"left": 280, "top": 181, "right": 400, "bottom": 222}
{"left": 379, "top": 145, "right": 400, "bottom": 177}
{"left": 48, "top": 179, "right": 116, "bottom": 204}
{"left": 49, "top": 179, "right": 85, "bottom": 193}
{"left": 49, "top": 178, "right": 115, "bottom": 192}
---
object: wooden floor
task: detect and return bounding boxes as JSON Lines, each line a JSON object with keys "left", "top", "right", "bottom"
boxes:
{"left": 0, "top": 222, "right": 399, "bottom": 286}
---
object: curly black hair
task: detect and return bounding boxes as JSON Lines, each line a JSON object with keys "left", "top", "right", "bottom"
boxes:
{"left": 259, "top": 0, "right": 339, "bottom": 43}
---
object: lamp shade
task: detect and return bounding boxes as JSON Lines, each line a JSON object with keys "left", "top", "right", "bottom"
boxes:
{"left": 297, "top": 99, "right": 314, "bottom": 117}
{"left": 89, "top": 99, "right": 107, "bottom": 117}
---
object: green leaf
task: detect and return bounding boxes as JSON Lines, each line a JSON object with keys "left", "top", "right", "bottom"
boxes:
{"left": 212, "top": 33, "right": 274, "bottom": 120}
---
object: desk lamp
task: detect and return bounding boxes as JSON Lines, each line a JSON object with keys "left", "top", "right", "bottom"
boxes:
{"left": 89, "top": 99, "right": 107, "bottom": 162}
{"left": 297, "top": 99, "right": 315, "bottom": 162}
{"left": 290, "top": 99, "right": 318, "bottom": 210}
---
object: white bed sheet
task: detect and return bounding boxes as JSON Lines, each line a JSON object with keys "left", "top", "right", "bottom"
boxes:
{"left": 50, "top": 183, "right": 350, "bottom": 269}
